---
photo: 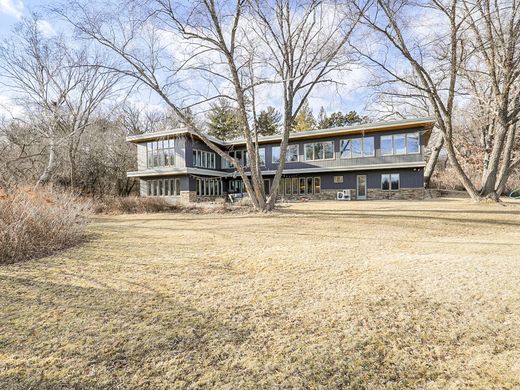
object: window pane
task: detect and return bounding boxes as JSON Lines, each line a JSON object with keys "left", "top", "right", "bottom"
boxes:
{"left": 306, "top": 177, "right": 314, "bottom": 195}
{"left": 394, "top": 134, "right": 406, "bottom": 154}
{"left": 287, "top": 145, "right": 299, "bottom": 162}
{"left": 324, "top": 142, "right": 334, "bottom": 159}
{"left": 407, "top": 133, "right": 420, "bottom": 154}
{"left": 299, "top": 178, "right": 305, "bottom": 195}
{"left": 381, "top": 136, "right": 393, "bottom": 155}
{"left": 235, "top": 151, "right": 242, "bottom": 166}
{"left": 278, "top": 178, "right": 284, "bottom": 195}
{"left": 352, "top": 139, "right": 363, "bottom": 158}
{"left": 305, "top": 144, "right": 314, "bottom": 160}
{"left": 340, "top": 140, "right": 351, "bottom": 158}
{"left": 159, "top": 180, "right": 163, "bottom": 196}
{"left": 285, "top": 178, "right": 292, "bottom": 195}
{"left": 314, "top": 143, "right": 324, "bottom": 160}
{"left": 147, "top": 181, "right": 152, "bottom": 196}
{"left": 391, "top": 174, "right": 400, "bottom": 190}
{"left": 363, "top": 137, "right": 375, "bottom": 157}
{"left": 272, "top": 146, "right": 280, "bottom": 163}
{"left": 314, "top": 177, "right": 321, "bottom": 194}
{"left": 259, "top": 148, "right": 266, "bottom": 165}
{"left": 292, "top": 178, "right": 299, "bottom": 196}
{"left": 382, "top": 174, "right": 390, "bottom": 190}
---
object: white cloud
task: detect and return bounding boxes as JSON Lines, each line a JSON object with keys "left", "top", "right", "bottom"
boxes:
{"left": 37, "top": 20, "right": 56, "bottom": 37}
{"left": 0, "top": 94, "right": 24, "bottom": 119}
{"left": 0, "top": 0, "right": 24, "bottom": 19}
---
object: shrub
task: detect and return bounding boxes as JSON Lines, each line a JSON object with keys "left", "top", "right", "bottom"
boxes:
{"left": 92, "top": 196, "right": 179, "bottom": 214}
{"left": 0, "top": 188, "right": 91, "bottom": 265}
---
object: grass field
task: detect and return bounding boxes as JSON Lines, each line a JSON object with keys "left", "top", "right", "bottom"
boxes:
{"left": 1, "top": 198, "right": 520, "bottom": 389}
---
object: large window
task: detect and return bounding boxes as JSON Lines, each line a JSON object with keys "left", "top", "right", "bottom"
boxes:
{"left": 406, "top": 133, "right": 420, "bottom": 154}
{"left": 193, "top": 149, "right": 216, "bottom": 169}
{"left": 381, "top": 136, "right": 393, "bottom": 156}
{"left": 381, "top": 133, "right": 420, "bottom": 156}
{"left": 304, "top": 141, "right": 334, "bottom": 161}
{"left": 147, "top": 139, "right": 175, "bottom": 168}
{"left": 381, "top": 173, "right": 400, "bottom": 191}
{"left": 196, "top": 178, "right": 223, "bottom": 196}
{"left": 223, "top": 149, "right": 248, "bottom": 168}
{"left": 147, "top": 178, "right": 181, "bottom": 196}
{"left": 340, "top": 137, "right": 375, "bottom": 158}
{"left": 272, "top": 144, "right": 299, "bottom": 163}
{"left": 228, "top": 179, "right": 245, "bottom": 193}
{"left": 279, "top": 176, "right": 321, "bottom": 196}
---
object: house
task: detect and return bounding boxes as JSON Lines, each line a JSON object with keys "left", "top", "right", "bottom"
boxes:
{"left": 126, "top": 117, "right": 434, "bottom": 202}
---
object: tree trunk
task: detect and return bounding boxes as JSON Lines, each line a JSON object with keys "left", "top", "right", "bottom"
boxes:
{"left": 424, "top": 134, "right": 444, "bottom": 187}
{"left": 480, "top": 116, "right": 509, "bottom": 200}
{"left": 35, "top": 138, "right": 57, "bottom": 189}
{"left": 495, "top": 123, "right": 517, "bottom": 196}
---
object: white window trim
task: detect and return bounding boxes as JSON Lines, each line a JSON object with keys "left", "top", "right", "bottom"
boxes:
{"left": 406, "top": 132, "right": 421, "bottom": 155}
{"left": 340, "top": 137, "right": 375, "bottom": 159}
{"left": 380, "top": 136, "right": 394, "bottom": 156}
{"left": 381, "top": 173, "right": 400, "bottom": 191}
{"left": 303, "top": 141, "right": 335, "bottom": 161}
{"left": 272, "top": 144, "right": 300, "bottom": 164}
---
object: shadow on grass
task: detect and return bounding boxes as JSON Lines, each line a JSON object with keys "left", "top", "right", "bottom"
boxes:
{"left": 0, "top": 273, "right": 254, "bottom": 388}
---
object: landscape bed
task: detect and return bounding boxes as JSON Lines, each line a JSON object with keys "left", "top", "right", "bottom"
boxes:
{"left": 1, "top": 198, "right": 519, "bottom": 388}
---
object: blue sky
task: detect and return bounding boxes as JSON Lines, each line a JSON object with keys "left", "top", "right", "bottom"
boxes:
{"left": 0, "top": 0, "right": 372, "bottom": 119}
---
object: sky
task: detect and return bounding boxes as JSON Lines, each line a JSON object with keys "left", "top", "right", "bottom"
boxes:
{"left": 0, "top": 0, "right": 394, "bottom": 121}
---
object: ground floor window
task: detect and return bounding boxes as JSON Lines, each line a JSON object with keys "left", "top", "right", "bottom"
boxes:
{"left": 278, "top": 176, "right": 321, "bottom": 196}
{"left": 148, "top": 178, "right": 181, "bottom": 196}
{"left": 196, "top": 178, "right": 223, "bottom": 196}
{"left": 228, "top": 179, "right": 245, "bottom": 193}
{"left": 382, "top": 173, "right": 400, "bottom": 191}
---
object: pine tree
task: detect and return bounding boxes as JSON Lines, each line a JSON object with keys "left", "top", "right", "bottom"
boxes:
{"left": 317, "top": 106, "right": 328, "bottom": 129}
{"left": 256, "top": 106, "right": 281, "bottom": 136}
{"left": 207, "top": 99, "right": 243, "bottom": 140}
{"left": 293, "top": 100, "right": 316, "bottom": 132}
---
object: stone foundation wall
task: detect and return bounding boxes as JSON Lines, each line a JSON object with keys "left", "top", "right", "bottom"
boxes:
{"left": 277, "top": 188, "right": 424, "bottom": 201}
{"left": 180, "top": 191, "right": 197, "bottom": 204}
{"left": 367, "top": 188, "right": 425, "bottom": 200}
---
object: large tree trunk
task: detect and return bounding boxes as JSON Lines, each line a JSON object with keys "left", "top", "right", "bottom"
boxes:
{"left": 495, "top": 123, "right": 517, "bottom": 196}
{"left": 424, "top": 134, "right": 444, "bottom": 187}
{"left": 480, "top": 115, "right": 509, "bottom": 200}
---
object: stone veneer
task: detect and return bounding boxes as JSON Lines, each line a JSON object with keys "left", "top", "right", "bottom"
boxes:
{"left": 277, "top": 188, "right": 425, "bottom": 201}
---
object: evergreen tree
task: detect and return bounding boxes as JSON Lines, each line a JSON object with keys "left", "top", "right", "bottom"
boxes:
{"left": 317, "top": 106, "right": 327, "bottom": 129}
{"left": 207, "top": 99, "right": 243, "bottom": 140}
{"left": 256, "top": 106, "right": 281, "bottom": 136}
{"left": 293, "top": 100, "right": 316, "bottom": 132}
{"left": 317, "top": 110, "right": 365, "bottom": 128}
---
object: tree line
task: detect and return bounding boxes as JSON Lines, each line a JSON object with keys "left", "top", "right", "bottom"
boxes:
{"left": 0, "top": 0, "right": 518, "bottom": 210}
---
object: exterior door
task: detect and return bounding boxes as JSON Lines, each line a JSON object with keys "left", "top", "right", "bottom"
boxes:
{"left": 357, "top": 175, "right": 367, "bottom": 200}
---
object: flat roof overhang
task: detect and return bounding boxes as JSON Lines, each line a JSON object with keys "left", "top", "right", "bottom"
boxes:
{"left": 126, "top": 117, "right": 435, "bottom": 146}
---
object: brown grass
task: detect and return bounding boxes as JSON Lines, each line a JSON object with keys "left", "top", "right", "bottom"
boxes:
{"left": 0, "top": 188, "right": 90, "bottom": 265}
{"left": 1, "top": 198, "right": 520, "bottom": 388}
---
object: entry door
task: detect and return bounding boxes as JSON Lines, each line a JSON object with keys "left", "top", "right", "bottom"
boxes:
{"left": 357, "top": 175, "right": 367, "bottom": 200}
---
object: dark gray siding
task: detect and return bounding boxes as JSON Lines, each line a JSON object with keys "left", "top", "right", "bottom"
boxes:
{"left": 220, "top": 127, "right": 425, "bottom": 173}
{"left": 186, "top": 138, "right": 224, "bottom": 170}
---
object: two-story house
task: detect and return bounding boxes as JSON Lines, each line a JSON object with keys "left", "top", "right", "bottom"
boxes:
{"left": 126, "top": 117, "right": 434, "bottom": 203}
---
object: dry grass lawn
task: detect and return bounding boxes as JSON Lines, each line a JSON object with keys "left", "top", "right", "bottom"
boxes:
{"left": 1, "top": 198, "right": 520, "bottom": 389}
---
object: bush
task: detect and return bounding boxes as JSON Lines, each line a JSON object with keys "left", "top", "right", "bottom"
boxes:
{"left": 92, "top": 196, "right": 254, "bottom": 214}
{"left": 0, "top": 188, "right": 91, "bottom": 265}
{"left": 92, "top": 196, "right": 179, "bottom": 214}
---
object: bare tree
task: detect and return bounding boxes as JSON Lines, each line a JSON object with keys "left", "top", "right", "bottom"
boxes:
{"left": 460, "top": 0, "right": 520, "bottom": 199}
{"left": 0, "top": 17, "right": 120, "bottom": 189}
{"left": 354, "top": 0, "right": 519, "bottom": 200}
{"left": 55, "top": 0, "right": 358, "bottom": 211}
